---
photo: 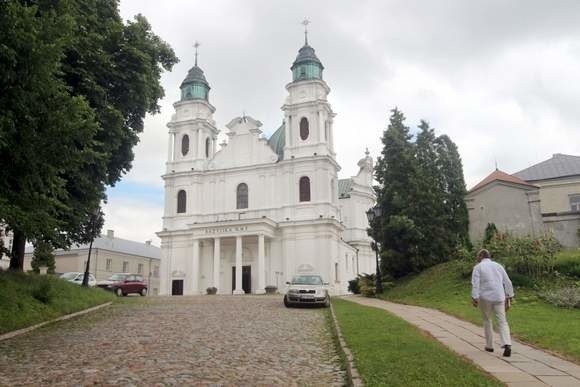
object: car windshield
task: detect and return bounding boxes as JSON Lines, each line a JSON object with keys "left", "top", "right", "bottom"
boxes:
{"left": 291, "top": 275, "right": 323, "bottom": 285}
{"left": 109, "top": 274, "right": 126, "bottom": 281}
{"left": 60, "top": 273, "right": 79, "bottom": 280}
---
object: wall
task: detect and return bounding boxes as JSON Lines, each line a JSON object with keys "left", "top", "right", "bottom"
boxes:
{"left": 534, "top": 176, "right": 580, "bottom": 214}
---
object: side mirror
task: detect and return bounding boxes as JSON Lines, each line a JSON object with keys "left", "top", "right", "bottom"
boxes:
{"left": 285, "top": 281, "right": 291, "bottom": 285}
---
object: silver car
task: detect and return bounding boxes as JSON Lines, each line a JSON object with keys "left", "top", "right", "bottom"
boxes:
{"left": 284, "top": 275, "right": 330, "bottom": 307}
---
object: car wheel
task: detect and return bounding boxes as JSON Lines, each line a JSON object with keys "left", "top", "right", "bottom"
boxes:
{"left": 115, "top": 288, "right": 124, "bottom": 297}
{"left": 284, "top": 295, "right": 291, "bottom": 308}
{"left": 140, "top": 288, "right": 147, "bottom": 296}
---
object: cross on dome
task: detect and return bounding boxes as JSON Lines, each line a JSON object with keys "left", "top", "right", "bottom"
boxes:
{"left": 302, "top": 18, "right": 310, "bottom": 45}
{"left": 194, "top": 41, "right": 200, "bottom": 66}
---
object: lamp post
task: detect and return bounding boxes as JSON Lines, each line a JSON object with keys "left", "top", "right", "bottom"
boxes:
{"left": 366, "top": 206, "right": 383, "bottom": 294}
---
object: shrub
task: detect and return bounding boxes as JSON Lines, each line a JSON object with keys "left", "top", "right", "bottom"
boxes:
{"left": 539, "top": 287, "right": 580, "bottom": 308}
{"left": 31, "top": 276, "right": 54, "bottom": 304}
{"left": 507, "top": 272, "right": 536, "bottom": 288}
{"left": 555, "top": 252, "right": 580, "bottom": 279}
{"left": 264, "top": 285, "right": 277, "bottom": 294}
{"left": 358, "top": 274, "right": 377, "bottom": 297}
{"left": 206, "top": 286, "right": 217, "bottom": 295}
{"left": 348, "top": 278, "right": 360, "bottom": 294}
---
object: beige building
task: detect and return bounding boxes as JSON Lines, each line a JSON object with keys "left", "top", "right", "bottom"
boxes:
{"left": 466, "top": 154, "right": 580, "bottom": 248}
{"left": 24, "top": 230, "right": 162, "bottom": 295}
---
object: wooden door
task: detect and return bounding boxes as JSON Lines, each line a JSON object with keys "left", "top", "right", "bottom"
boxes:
{"left": 172, "top": 279, "right": 183, "bottom": 296}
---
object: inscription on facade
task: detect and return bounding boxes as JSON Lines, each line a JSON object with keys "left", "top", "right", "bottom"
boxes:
{"left": 204, "top": 226, "right": 248, "bottom": 234}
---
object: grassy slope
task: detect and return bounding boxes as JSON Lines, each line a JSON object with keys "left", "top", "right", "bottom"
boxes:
{"left": 333, "top": 298, "right": 502, "bottom": 387}
{"left": 0, "top": 271, "right": 114, "bottom": 334}
{"left": 381, "top": 260, "right": 580, "bottom": 362}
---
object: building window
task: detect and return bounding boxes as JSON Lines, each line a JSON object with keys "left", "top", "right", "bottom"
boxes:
{"left": 153, "top": 265, "right": 159, "bottom": 278}
{"left": 299, "top": 176, "right": 311, "bottom": 202}
{"left": 177, "top": 190, "right": 186, "bottom": 213}
{"left": 106, "top": 259, "right": 112, "bottom": 272}
{"left": 335, "top": 262, "right": 339, "bottom": 282}
{"left": 299, "top": 117, "right": 309, "bottom": 140}
{"left": 236, "top": 183, "right": 248, "bottom": 209}
{"left": 205, "top": 137, "right": 210, "bottom": 158}
{"left": 123, "top": 261, "right": 129, "bottom": 273}
{"left": 181, "top": 134, "right": 189, "bottom": 156}
{"left": 138, "top": 263, "right": 144, "bottom": 274}
{"left": 571, "top": 195, "right": 580, "bottom": 212}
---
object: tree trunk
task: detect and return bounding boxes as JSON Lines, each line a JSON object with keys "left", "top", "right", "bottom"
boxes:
{"left": 9, "top": 230, "right": 26, "bottom": 271}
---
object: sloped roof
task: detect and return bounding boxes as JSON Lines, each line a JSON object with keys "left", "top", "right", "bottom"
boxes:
{"left": 513, "top": 154, "right": 580, "bottom": 182}
{"left": 469, "top": 169, "right": 537, "bottom": 193}
{"left": 338, "top": 179, "right": 353, "bottom": 198}
{"left": 25, "top": 235, "right": 161, "bottom": 259}
{"left": 267, "top": 123, "right": 285, "bottom": 161}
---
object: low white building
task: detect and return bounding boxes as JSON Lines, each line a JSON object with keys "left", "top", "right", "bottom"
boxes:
{"left": 158, "top": 34, "right": 375, "bottom": 296}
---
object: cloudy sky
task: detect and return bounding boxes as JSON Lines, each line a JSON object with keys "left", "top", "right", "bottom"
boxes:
{"left": 103, "top": 0, "right": 580, "bottom": 244}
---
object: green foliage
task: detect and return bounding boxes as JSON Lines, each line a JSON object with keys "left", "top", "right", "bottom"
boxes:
{"left": 539, "top": 287, "right": 580, "bottom": 309}
{"left": 0, "top": 271, "right": 114, "bottom": 334}
{"left": 483, "top": 223, "right": 498, "bottom": 245}
{"left": 347, "top": 278, "right": 360, "bottom": 294}
{"left": 0, "top": 0, "right": 178, "bottom": 270}
{"left": 381, "top": 260, "right": 580, "bottom": 362}
{"left": 358, "top": 273, "right": 377, "bottom": 297}
{"left": 555, "top": 250, "right": 580, "bottom": 278}
{"left": 332, "top": 299, "right": 502, "bottom": 386}
{"left": 373, "top": 109, "right": 469, "bottom": 278}
{"left": 31, "top": 240, "right": 55, "bottom": 274}
{"left": 483, "top": 232, "right": 561, "bottom": 280}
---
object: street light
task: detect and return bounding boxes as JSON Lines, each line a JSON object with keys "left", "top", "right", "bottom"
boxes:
{"left": 366, "top": 205, "right": 383, "bottom": 294}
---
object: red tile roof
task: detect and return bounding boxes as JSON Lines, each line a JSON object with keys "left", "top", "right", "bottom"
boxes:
{"left": 469, "top": 169, "right": 537, "bottom": 193}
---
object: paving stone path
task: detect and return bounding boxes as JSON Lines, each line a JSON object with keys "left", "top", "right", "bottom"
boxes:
{"left": 0, "top": 296, "right": 345, "bottom": 386}
{"left": 346, "top": 296, "right": 580, "bottom": 387}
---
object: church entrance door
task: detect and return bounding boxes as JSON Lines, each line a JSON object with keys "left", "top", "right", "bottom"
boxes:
{"left": 172, "top": 279, "right": 183, "bottom": 296}
{"left": 232, "top": 265, "right": 252, "bottom": 294}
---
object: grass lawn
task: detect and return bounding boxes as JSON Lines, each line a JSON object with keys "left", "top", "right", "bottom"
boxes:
{"left": 332, "top": 298, "right": 502, "bottom": 387}
{"left": 380, "top": 260, "right": 580, "bottom": 362}
{"left": 0, "top": 271, "right": 115, "bottom": 334}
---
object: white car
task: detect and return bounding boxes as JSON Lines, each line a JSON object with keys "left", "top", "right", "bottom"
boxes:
{"left": 284, "top": 275, "right": 330, "bottom": 307}
{"left": 60, "top": 272, "right": 97, "bottom": 287}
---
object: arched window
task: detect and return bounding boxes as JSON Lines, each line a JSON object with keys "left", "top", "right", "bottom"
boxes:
{"left": 177, "top": 190, "right": 186, "bottom": 213}
{"left": 181, "top": 134, "right": 189, "bottom": 156}
{"left": 299, "top": 176, "right": 311, "bottom": 202}
{"left": 205, "top": 137, "right": 210, "bottom": 158}
{"left": 236, "top": 183, "right": 248, "bottom": 209}
{"left": 299, "top": 117, "right": 309, "bottom": 140}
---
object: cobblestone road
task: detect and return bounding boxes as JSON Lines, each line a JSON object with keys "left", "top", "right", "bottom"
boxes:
{"left": 0, "top": 296, "right": 345, "bottom": 386}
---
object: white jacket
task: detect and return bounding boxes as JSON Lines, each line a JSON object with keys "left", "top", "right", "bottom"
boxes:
{"left": 471, "top": 258, "right": 514, "bottom": 302}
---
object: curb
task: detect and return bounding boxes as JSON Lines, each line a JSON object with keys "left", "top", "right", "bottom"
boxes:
{"left": 0, "top": 301, "right": 112, "bottom": 342}
{"left": 329, "top": 302, "right": 364, "bottom": 387}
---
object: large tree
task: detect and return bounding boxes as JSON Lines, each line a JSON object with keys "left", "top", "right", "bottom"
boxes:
{"left": 0, "top": 0, "right": 178, "bottom": 270}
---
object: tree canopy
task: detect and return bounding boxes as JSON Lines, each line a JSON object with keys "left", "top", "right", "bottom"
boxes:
{"left": 0, "top": 0, "right": 178, "bottom": 270}
{"left": 373, "top": 108, "right": 469, "bottom": 278}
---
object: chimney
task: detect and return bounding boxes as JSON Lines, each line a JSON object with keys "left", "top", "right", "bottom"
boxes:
{"left": 145, "top": 240, "right": 152, "bottom": 246}
{"left": 106, "top": 230, "right": 114, "bottom": 239}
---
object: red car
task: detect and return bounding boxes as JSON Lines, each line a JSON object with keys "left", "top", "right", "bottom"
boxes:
{"left": 97, "top": 273, "right": 147, "bottom": 296}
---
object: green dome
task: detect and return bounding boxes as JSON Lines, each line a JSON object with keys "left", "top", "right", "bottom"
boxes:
{"left": 291, "top": 44, "right": 324, "bottom": 82}
{"left": 180, "top": 65, "right": 210, "bottom": 101}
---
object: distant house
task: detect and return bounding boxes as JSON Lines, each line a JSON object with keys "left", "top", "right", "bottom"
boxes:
{"left": 24, "top": 230, "right": 162, "bottom": 295}
{"left": 466, "top": 154, "right": 580, "bottom": 248}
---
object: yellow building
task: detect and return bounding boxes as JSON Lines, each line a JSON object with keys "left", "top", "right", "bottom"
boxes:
{"left": 24, "top": 230, "right": 161, "bottom": 295}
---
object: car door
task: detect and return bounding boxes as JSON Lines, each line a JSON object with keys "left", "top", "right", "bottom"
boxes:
{"left": 126, "top": 275, "right": 136, "bottom": 294}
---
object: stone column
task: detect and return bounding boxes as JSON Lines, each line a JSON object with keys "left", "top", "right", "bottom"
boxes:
{"left": 213, "top": 237, "right": 220, "bottom": 292}
{"left": 256, "top": 234, "right": 266, "bottom": 294}
{"left": 233, "top": 236, "right": 244, "bottom": 294}
{"left": 191, "top": 239, "right": 200, "bottom": 295}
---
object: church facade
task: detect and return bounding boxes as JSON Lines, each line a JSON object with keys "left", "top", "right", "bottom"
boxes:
{"left": 158, "top": 36, "right": 375, "bottom": 296}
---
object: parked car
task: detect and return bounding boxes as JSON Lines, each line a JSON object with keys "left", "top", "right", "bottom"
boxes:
{"left": 97, "top": 273, "right": 147, "bottom": 296}
{"left": 284, "top": 275, "right": 330, "bottom": 307}
{"left": 60, "top": 272, "right": 97, "bottom": 287}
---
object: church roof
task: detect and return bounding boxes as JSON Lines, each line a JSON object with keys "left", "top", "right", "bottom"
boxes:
{"left": 338, "top": 179, "right": 353, "bottom": 198}
{"left": 291, "top": 44, "right": 324, "bottom": 70}
{"left": 513, "top": 153, "right": 580, "bottom": 182}
{"left": 267, "top": 123, "right": 285, "bottom": 161}
{"left": 180, "top": 65, "right": 210, "bottom": 89}
{"left": 469, "top": 169, "right": 536, "bottom": 193}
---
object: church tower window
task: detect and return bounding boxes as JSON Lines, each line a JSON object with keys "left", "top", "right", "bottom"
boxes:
{"left": 299, "top": 176, "right": 311, "bottom": 202}
{"left": 236, "top": 183, "right": 248, "bottom": 209}
{"left": 177, "top": 190, "right": 187, "bottom": 213}
{"left": 299, "top": 117, "right": 309, "bottom": 140}
{"left": 181, "top": 135, "right": 189, "bottom": 156}
{"left": 205, "top": 137, "right": 210, "bottom": 158}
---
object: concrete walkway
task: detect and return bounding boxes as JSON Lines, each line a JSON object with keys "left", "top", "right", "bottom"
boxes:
{"left": 345, "top": 296, "right": 580, "bottom": 387}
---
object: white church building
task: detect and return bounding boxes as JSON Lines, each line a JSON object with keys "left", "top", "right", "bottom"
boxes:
{"left": 158, "top": 33, "right": 375, "bottom": 296}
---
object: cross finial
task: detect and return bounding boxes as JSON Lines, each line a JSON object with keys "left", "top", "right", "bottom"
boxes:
{"left": 365, "top": 147, "right": 370, "bottom": 157}
{"left": 194, "top": 41, "right": 200, "bottom": 66}
{"left": 302, "top": 18, "right": 310, "bottom": 45}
